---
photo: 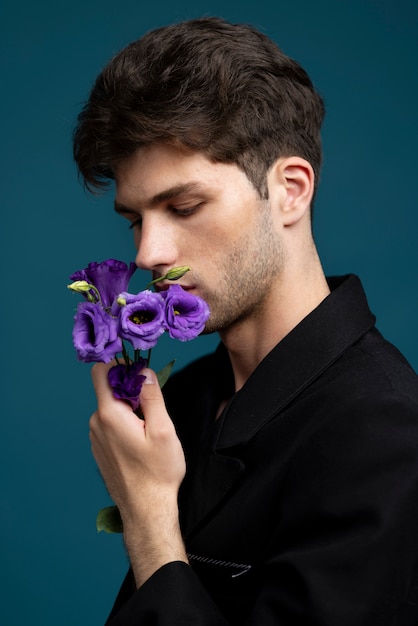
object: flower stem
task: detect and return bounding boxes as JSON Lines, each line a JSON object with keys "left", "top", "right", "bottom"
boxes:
{"left": 121, "top": 342, "right": 131, "bottom": 369}
{"left": 88, "top": 284, "right": 102, "bottom": 303}
{"left": 146, "top": 266, "right": 190, "bottom": 289}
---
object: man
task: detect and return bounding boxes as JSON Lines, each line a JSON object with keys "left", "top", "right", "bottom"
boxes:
{"left": 73, "top": 17, "right": 418, "bottom": 625}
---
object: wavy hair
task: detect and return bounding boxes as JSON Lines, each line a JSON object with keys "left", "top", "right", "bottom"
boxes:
{"left": 73, "top": 17, "right": 325, "bottom": 200}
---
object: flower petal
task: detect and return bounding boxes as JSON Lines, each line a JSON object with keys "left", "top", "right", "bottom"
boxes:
{"left": 117, "top": 290, "right": 165, "bottom": 350}
{"left": 72, "top": 301, "right": 121, "bottom": 363}
{"left": 70, "top": 259, "right": 136, "bottom": 308}
{"left": 162, "top": 285, "right": 210, "bottom": 341}
{"left": 108, "top": 360, "right": 147, "bottom": 411}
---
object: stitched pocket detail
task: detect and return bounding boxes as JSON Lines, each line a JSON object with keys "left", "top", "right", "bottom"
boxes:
{"left": 187, "top": 552, "right": 252, "bottom": 578}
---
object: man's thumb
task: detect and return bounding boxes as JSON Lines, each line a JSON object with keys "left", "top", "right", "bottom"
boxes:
{"left": 139, "top": 368, "right": 166, "bottom": 420}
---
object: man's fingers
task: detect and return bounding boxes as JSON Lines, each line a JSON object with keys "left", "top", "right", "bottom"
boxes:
{"left": 91, "top": 364, "right": 171, "bottom": 435}
{"left": 139, "top": 368, "right": 171, "bottom": 428}
{"left": 91, "top": 361, "right": 116, "bottom": 407}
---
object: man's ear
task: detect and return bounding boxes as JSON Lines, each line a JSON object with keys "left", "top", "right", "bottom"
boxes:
{"left": 268, "top": 156, "right": 315, "bottom": 226}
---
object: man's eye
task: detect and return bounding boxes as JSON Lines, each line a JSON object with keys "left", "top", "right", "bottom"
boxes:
{"left": 128, "top": 218, "right": 142, "bottom": 230}
{"left": 172, "top": 203, "right": 203, "bottom": 216}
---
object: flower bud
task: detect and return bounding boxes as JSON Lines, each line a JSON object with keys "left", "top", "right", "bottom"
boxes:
{"left": 67, "top": 280, "right": 92, "bottom": 293}
{"left": 165, "top": 266, "right": 191, "bottom": 281}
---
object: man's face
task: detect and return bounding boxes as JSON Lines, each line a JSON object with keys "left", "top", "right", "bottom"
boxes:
{"left": 115, "top": 143, "right": 285, "bottom": 334}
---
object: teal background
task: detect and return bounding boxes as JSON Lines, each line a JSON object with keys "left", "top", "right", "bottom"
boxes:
{"left": 1, "top": 1, "right": 417, "bottom": 624}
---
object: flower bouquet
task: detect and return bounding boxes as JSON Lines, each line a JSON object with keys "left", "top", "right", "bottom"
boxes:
{"left": 68, "top": 258, "right": 210, "bottom": 532}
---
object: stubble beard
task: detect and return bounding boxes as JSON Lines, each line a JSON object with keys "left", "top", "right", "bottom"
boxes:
{"left": 200, "top": 202, "right": 285, "bottom": 335}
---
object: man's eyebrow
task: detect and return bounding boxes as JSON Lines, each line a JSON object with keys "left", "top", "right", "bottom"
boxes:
{"left": 114, "top": 202, "right": 136, "bottom": 216}
{"left": 114, "top": 182, "right": 206, "bottom": 215}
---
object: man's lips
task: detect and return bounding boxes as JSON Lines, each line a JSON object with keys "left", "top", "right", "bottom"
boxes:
{"left": 154, "top": 281, "right": 193, "bottom": 292}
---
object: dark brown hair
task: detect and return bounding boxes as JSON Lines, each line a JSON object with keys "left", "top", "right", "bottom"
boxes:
{"left": 73, "top": 17, "right": 325, "bottom": 199}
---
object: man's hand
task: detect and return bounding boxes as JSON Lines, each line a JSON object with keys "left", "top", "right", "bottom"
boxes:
{"left": 89, "top": 363, "right": 188, "bottom": 587}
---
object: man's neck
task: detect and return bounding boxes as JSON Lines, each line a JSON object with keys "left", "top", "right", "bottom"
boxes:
{"left": 219, "top": 264, "right": 330, "bottom": 392}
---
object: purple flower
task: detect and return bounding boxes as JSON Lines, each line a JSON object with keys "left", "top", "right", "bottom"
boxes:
{"left": 70, "top": 259, "right": 137, "bottom": 308}
{"left": 108, "top": 360, "right": 147, "bottom": 411}
{"left": 72, "top": 301, "right": 122, "bottom": 363}
{"left": 117, "top": 290, "right": 165, "bottom": 351}
{"left": 162, "top": 285, "right": 210, "bottom": 341}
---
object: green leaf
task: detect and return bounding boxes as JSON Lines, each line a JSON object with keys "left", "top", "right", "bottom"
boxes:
{"left": 96, "top": 505, "right": 123, "bottom": 533}
{"left": 157, "top": 360, "right": 175, "bottom": 389}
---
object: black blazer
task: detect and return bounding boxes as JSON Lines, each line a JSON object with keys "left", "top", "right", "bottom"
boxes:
{"left": 106, "top": 275, "right": 418, "bottom": 625}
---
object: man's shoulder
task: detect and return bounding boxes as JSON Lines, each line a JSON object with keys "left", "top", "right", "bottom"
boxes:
{"left": 299, "top": 327, "right": 418, "bottom": 438}
{"left": 340, "top": 327, "right": 418, "bottom": 402}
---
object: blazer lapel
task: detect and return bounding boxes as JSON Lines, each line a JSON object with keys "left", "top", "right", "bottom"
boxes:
{"left": 217, "top": 274, "right": 375, "bottom": 449}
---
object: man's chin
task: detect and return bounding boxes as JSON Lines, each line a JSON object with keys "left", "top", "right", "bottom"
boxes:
{"left": 199, "top": 325, "right": 216, "bottom": 336}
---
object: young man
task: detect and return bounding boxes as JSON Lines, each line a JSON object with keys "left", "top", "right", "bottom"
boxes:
{"left": 73, "top": 17, "right": 418, "bottom": 625}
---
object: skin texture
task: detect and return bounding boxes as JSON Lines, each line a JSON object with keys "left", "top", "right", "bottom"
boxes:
{"left": 89, "top": 143, "right": 331, "bottom": 587}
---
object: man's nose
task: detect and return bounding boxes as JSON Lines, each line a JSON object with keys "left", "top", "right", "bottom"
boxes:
{"left": 134, "top": 215, "right": 177, "bottom": 272}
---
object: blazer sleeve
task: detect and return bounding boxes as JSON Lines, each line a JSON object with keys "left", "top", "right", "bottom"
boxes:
{"left": 105, "top": 561, "right": 229, "bottom": 626}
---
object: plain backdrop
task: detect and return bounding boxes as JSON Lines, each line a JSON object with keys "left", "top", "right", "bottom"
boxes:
{"left": 1, "top": 1, "right": 417, "bottom": 624}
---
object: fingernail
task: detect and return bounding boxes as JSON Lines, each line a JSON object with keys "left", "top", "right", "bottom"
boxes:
{"left": 142, "top": 369, "right": 156, "bottom": 384}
